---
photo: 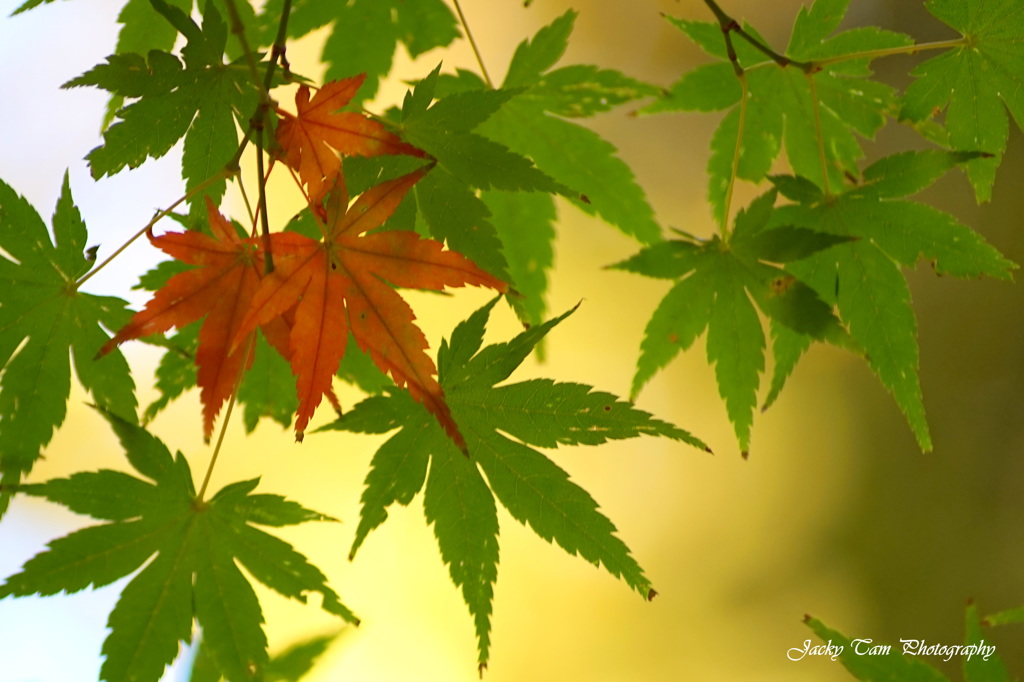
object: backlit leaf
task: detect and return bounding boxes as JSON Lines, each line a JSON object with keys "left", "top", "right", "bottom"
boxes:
{"left": 325, "top": 299, "right": 703, "bottom": 666}
{"left": 0, "top": 175, "right": 136, "bottom": 517}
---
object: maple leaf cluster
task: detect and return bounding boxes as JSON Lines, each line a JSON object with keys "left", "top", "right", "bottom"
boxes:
{"left": 101, "top": 75, "right": 506, "bottom": 449}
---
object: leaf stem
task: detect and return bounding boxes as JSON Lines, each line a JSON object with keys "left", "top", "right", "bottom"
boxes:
{"left": 708, "top": 0, "right": 750, "bottom": 240}
{"left": 722, "top": 76, "right": 748, "bottom": 241}
{"left": 255, "top": 122, "right": 275, "bottom": 274}
{"left": 453, "top": 0, "right": 494, "bottom": 88}
{"left": 806, "top": 74, "right": 831, "bottom": 196}
{"left": 813, "top": 36, "right": 969, "bottom": 67}
{"left": 74, "top": 170, "right": 228, "bottom": 290}
{"left": 197, "top": 334, "right": 255, "bottom": 502}
{"left": 222, "top": 0, "right": 293, "bottom": 275}
{"left": 222, "top": 0, "right": 265, "bottom": 99}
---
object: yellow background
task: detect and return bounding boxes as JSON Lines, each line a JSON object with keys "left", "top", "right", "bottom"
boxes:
{"left": 1, "top": 1, "right": 1023, "bottom": 681}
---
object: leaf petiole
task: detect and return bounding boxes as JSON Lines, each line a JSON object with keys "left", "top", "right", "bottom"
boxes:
{"left": 721, "top": 75, "right": 748, "bottom": 241}
{"left": 453, "top": 0, "right": 494, "bottom": 89}
{"left": 197, "top": 334, "right": 256, "bottom": 502}
{"left": 812, "top": 36, "right": 969, "bottom": 68}
{"left": 74, "top": 170, "right": 230, "bottom": 290}
{"left": 806, "top": 74, "right": 831, "bottom": 196}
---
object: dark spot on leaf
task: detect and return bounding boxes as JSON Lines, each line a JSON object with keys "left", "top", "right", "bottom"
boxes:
{"left": 603, "top": 404, "right": 611, "bottom": 412}
{"left": 770, "top": 276, "right": 795, "bottom": 295}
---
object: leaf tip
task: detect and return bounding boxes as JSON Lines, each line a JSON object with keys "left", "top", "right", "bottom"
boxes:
{"left": 478, "top": 662, "right": 488, "bottom": 678}
{"left": 647, "top": 588, "right": 658, "bottom": 602}
{"left": 741, "top": 450, "right": 749, "bottom": 460}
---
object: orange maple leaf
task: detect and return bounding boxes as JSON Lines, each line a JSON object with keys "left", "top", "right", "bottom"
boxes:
{"left": 100, "top": 198, "right": 264, "bottom": 441}
{"left": 275, "top": 75, "right": 425, "bottom": 202}
{"left": 235, "top": 167, "right": 507, "bottom": 447}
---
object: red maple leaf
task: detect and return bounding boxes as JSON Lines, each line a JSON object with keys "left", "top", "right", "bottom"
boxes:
{"left": 99, "top": 199, "right": 264, "bottom": 441}
{"left": 275, "top": 75, "right": 424, "bottom": 202}
{"left": 235, "top": 167, "right": 507, "bottom": 447}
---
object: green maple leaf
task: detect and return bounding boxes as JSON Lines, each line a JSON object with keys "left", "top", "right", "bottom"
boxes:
{"left": 189, "top": 629, "right": 345, "bottom": 682}
{"left": 401, "top": 65, "right": 563, "bottom": 195}
{"left": 478, "top": 10, "right": 663, "bottom": 245}
{"left": 771, "top": 151, "right": 1016, "bottom": 451}
{"left": 612, "top": 190, "right": 849, "bottom": 454}
{"left": 399, "top": 65, "right": 567, "bottom": 293}
{"left": 901, "top": 0, "right": 1024, "bottom": 202}
{"left": 322, "top": 297, "right": 704, "bottom": 667}
{"left": 410, "top": 11, "right": 659, "bottom": 325}
{"left": 64, "top": 0, "right": 263, "bottom": 212}
{"left": 0, "top": 407, "right": 355, "bottom": 682}
{"left": 481, "top": 189, "right": 556, "bottom": 329}
{"left": 0, "top": 174, "right": 136, "bottom": 517}
{"left": 804, "top": 602, "right": 1009, "bottom": 682}
{"left": 265, "top": 0, "right": 459, "bottom": 103}
{"left": 649, "top": 0, "right": 911, "bottom": 223}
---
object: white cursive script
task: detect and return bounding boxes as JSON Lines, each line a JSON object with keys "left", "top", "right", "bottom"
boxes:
{"left": 901, "top": 639, "right": 997, "bottom": 662}
{"left": 787, "top": 639, "right": 844, "bottom": 661}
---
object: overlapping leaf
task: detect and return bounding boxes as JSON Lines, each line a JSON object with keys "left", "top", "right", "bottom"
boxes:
{"left": 647, "top": 0, "right": 911, "bottom": 223}
{"left": 324, "top": 298, "right": 705, "bottom": 667}
{"left": 189, "top": 629, "right": 346, "bottom": 682}
{"left": 261, "top": 0, "right": 460, "bottom": 103}
{"left": 477, "top": 10, "right": 663, "bottom": 245}
{"left": 612, "top": 190, "right": 849, "bottom": 454}
{"left": 99, "top": 198, "right": 266, "bottom": 442}
{"left": 64, "top": 0, "right": 262, "bottom": 211}
{"left": 771, "top": 152, "right": 1015, "bottom": 451}
{"left": 0, "top": 175, "right": 136, "bottom": 517}
{"left": 234, "top": 168, "right": 507, "bottom": 445}
{"left": 407, "top": 11, "right": 660, "bottom": 326}
{"left": 275, "top": 75, "right": 425, "bottom": 202}
{"left": 901, "top": 0, "right": 1024, "bottom": 201}
{"left": 0, "top": 407, "right": 354, "bottom": 682}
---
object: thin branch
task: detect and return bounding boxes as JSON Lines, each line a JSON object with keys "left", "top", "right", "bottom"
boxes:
{"left": 237, "top": 169, "right": 257, "bottom": 230}
{"left": 222, "top": 0, "right": 265, "bottom": 99}
{"left": 223, "top": 2, "right": 294, "bottom": 176}
{"left": 197, "top": 334, "right": 255, "bottom": 502}
{"left": 706, "top": 0, "right": 751, "bottom": 239}
{"left": 453, "top": 0, "right": 494, "bottom": 88}
{"left": 702, "top": 0, "right": 812, "bottom": 72}
{"left": 254, "top": 120, "right": 275, "bottom": 274}
{"left": 74, "top": 170, "right": 229, "bottom": 290}
{"left": 221, "top": 0, "right": 294, "bottom": 274}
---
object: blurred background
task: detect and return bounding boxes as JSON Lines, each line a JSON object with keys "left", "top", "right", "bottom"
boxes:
{"left": 1, "top": 0, "right": 1023, "bottom": 680}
